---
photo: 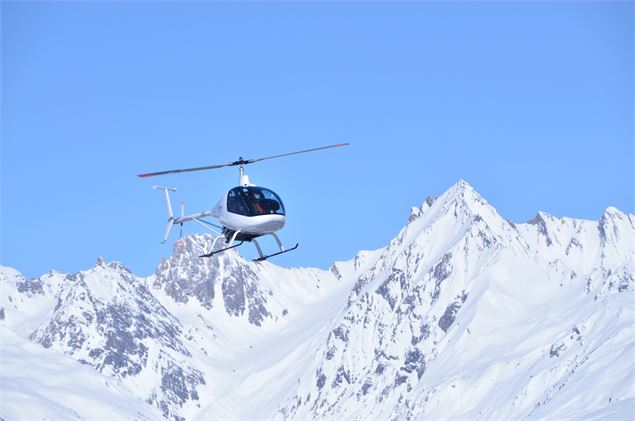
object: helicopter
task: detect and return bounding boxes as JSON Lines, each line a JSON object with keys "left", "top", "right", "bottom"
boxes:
{"left": 138, "top": 143, "right": 349, "bottom": 261}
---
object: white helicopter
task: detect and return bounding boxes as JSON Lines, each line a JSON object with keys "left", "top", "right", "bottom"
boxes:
{"left": 138, "top": 143, "right": 348, "bottom": 261}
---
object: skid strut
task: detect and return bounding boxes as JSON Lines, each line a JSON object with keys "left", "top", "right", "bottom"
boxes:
{"left": 253, "top": 243, "right": 299, "bottom": 262}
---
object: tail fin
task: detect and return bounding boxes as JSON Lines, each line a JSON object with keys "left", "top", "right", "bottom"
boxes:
{"left": 153, "top": 186, "right": 177, "bottom": 243}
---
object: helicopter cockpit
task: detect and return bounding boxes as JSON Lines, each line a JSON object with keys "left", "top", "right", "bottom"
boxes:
{"left": 227, "top": 186, "right": 285, "bottom": 217}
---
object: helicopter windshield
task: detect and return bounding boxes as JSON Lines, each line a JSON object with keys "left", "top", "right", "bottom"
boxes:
{"left": 227, "top": 186, "right": 285, "bottom": 217}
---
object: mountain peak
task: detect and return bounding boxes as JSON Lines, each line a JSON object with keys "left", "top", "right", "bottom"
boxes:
{"left": 527, "top": 211, "right": 550, "bottom": 224}
{"left": 433, "top": 179, "right": 493, "bottom": 220}
{"left": 446, "top": 179, "right": 480, "bottom": 199}
{"left": 603, "top": 206, "right": 625, "bottom": 217}
{"left": 405, "top": 180, "right": 498, "bottom": 233}
{"left": 455, "top": 178, "right": 471, "bottom": 189}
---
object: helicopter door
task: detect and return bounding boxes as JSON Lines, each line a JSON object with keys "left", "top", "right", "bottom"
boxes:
{"left": 227, "top": 187, "right": 285, "bottom": 217}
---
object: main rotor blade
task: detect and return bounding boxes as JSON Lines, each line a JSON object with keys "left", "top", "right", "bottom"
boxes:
{"left": 137, "top": 143, "right": 349, "bottom": 178}
{"left": 138, "top": 162, "right": 235, "bottom": 178}
{"left": 248, "top": 143, "right": 349, "bottom": 164}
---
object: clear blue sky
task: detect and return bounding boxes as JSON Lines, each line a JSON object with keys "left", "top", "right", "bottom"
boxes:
{"left": 2, "top": 1, "right": 633, "bottom": 279}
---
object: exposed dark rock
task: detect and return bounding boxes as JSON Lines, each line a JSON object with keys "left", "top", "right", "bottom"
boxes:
{"left": 332, "top": 366, "right": 351, "bottom": 387}
{"left": 598, "top": 214, "right": 609, "bottom": 246}
{"left": 438, "top": 293, "right": 468, "bottom": 332}
{"left": 402, "top": 349, "right": 426, "bottom": 379}
{"left": 394, "top": 374, "right": 408, "bottom": 386}
{"left": 477, "top": 229, "right": 494, "bottom": 248}
{"left": 245, "top": 279, "right": 270, "bottom": 326}
{"left": 431, "top": 253, "right": 453, "bottom": 303}
{"left": 160, "top": 362, "right": 205, "bottom": 407}
{"left": 16, "top": 279, "right": 44, "bottom": 296}
{"left": 361, "top": 380, "right": 373, "bottom": 395}
{"left": 375, "top": 279, "right": 395, "bottom": 310}
{"left": 411, "top": 322, "right": 430, "bottom": 345}
{"left": 409, "top": 207, "right": 422, "bottom": 223}
{"left": 329, "top": 264, "right": 342, "bottom": 280}
{"left": 550, "top": 343, "right": 565, "bottom": 358}
{"left": 566, "top": 238, "right": 582, "bottom": 255}
{"left": 528, "top": 213, "right": 553, "bottom": 246}
{"left": 316, "top": 370, "right": 326, "bottom": 390}
{"left": 376, "top": 269, "right": 406, "bottom": 310}
{"left": 375, "top": 349, "right": 399, "bottom": 361}
{"left": 325, "top": 346, "right": 336, "bottom": 360}
{"left": 333, "top": 326, "right": 349, "bottom": 342}
{"left": 375, "top": 363, "right": 385, "bottom": 375}
{"left": 222, "top": 276, "right": 246, "bottom": 316}
{"left": 617, "top": 273, "right": 633, "bottom": 292}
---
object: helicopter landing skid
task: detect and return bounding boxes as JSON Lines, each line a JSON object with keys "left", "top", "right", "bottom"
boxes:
{"left": 199, "top": 241, "right": 244, "bottom": 258}
{"left": 198, "top": 230, "right": 298, "bottom": 261}
{"left": 253, "top": 243, "right": 299, "bottom": 262}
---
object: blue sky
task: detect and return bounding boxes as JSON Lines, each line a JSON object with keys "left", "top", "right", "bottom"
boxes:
{"left": 2, "top": 1, "right": 633, "bottom": 278}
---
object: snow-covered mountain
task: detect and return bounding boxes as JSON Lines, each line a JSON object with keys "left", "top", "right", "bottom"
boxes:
{"left": 2, "top": 180, "right": 634, "bottom": 420}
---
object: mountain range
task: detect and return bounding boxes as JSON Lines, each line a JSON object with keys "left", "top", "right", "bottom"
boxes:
{"left": 1, "top": 180, "right": 633, "bottom": 420}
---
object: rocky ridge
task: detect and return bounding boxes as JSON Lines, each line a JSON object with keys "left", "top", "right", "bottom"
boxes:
{"left": 1, "top": 180, "right": 633, "bottom": 420}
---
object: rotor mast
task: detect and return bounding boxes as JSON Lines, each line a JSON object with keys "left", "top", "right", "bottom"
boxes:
{"left": 238, "top": 158, "right": 251, "bottom": 186}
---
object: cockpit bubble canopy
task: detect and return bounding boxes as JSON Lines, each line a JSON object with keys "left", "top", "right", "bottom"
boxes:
{"left": 227, "top": 186, "right": 285, "bottom": 217}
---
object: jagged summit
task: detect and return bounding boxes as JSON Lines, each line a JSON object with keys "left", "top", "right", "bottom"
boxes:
{"left": 407, "top": 180, "right": 491, "bottom": 225}
{"left": 603, "top": 205, "right": 630, "bottom": 220}
{"left": 424, "top": 179, "right": 482, "bottom": 208}
{"left": 442, "top": 178, "right": 485, "bottom": 202}
{"left": 426, "top": 180, "right": 496, "bottom": 222}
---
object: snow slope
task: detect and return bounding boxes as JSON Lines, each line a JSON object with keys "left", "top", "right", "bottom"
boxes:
{"left": 1, "top": 180, "right": 633, "bottom": 420}
{"left": 1, "top": 325, "right": 162, "bottom": 420}
{"left": 276, "top": 181, "right": 635, "bottom": 420}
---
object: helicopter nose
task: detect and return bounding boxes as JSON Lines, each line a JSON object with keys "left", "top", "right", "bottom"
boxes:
{"left": 260, "top": 216, "right": 285, "bottom": 232}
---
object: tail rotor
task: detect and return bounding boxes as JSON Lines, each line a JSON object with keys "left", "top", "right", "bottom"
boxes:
{"left": 153, "top": 186, "right": 177, "bottom": 243}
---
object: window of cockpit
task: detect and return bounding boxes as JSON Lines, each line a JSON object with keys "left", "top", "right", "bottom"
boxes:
{"left": 226, "top": 187, "right": 285, "bottom": 216}
{"left": 256, "top": 188, "right": 285, "bottom": 215}
{"left": 227, "top": 188, "right": 250, "bottom": 216}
